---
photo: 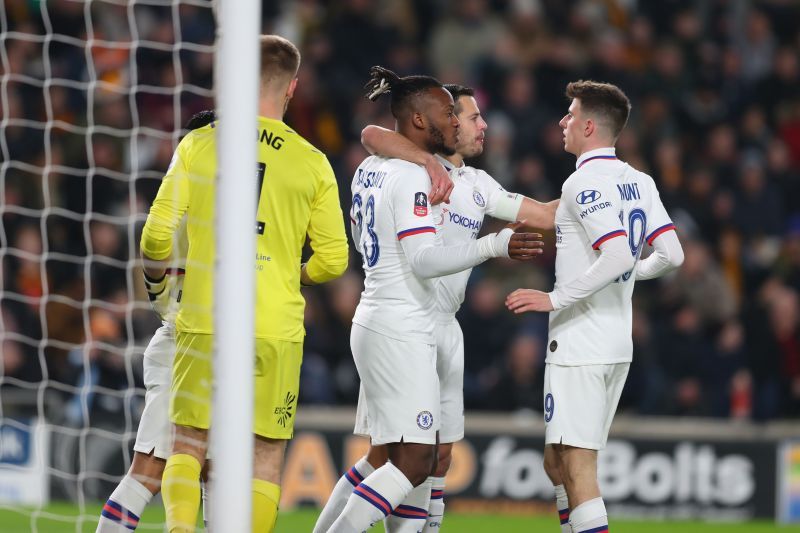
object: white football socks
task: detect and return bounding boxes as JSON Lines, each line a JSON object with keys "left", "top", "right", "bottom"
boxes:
{"left": 423, "top": 476, "right": 446, "bottom": 532}
{"left": 384, "top": 476, "right": 431, "bottom": 532}
{"left": 569, "top": 497, "right": 608, "bottom": 533}
{"left": 312, "top": 456, "right": 376, "bottom": 533}
{"left": 96, "top": 475, "right": 153, "bottom": 532}
{"left": 327, "top": 462, "right": 413, "bottom": 533}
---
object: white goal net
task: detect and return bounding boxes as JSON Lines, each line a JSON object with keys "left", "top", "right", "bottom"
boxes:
{"left": 1, "top": 0, "right": 214, "bottom": 529}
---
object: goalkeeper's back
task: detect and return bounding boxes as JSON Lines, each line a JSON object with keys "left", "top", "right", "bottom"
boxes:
{"left": 141, "top": 117, "right": 348, "bottom": 340}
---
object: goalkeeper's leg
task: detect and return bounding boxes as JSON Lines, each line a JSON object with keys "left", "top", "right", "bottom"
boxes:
{"left": 96, "top": 452, "right": 165, "bottom": 532}
{"left": 249, "top": 337, "right": 303, "bottom": 532}
{"left": 163, "top": 425, "right": 207, "bottom": 533}
{"left": 251, "top": 436, "right": 286, "bottom": 533}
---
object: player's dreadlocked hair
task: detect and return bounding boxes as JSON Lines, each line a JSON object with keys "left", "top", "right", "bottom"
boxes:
{"left": 444, "top": 84, "right": 475, "bottom": 115}
{"left": 365, "top": 66, "right": 444, "bottom": 119}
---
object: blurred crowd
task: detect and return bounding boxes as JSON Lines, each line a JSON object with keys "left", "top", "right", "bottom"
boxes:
{"left": 2, "top": 0, "right": 799, "bottom": 424}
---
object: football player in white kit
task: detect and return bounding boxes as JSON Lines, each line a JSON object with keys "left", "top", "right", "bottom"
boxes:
{"left": 324, "top": 67, "right": 542, "bottom": 533}
{"left": 313, "top": 84, "right": 556, "bottom": 533}
{"left": 95, "top": 111, "right": 214, "bottom": 532}
{"left": 506, "top": 81, "right": 685, "bottom": 533}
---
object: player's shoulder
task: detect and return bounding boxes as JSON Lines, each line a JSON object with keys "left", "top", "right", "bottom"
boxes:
{"left": 468, "top": 166, "right": 503, "bottom": 189}
{"left": 377, "top": 158, "right": 428, "bottom": 182}
{"left": 568, "top": 159, "right": 625, "bottom": 186}
{"left": 181, "top": 122, "right": 216, "bottom": 150}
{"left": 386, "top": 157, "right": 425, "bottom": 173}
{"left": 282, "top": 126, "right": 329, "bottom": 164}
{"left": 258, "top": 118, "right": 330, "bottom": 169}
{"left": 562, "top": 167, "right": 595, "bottom": 190}
{"left": 357, "top": 154, "right": 388, "bottom": 169}
{"left": 629, "top": 164, "right": 657, "bottom": 187}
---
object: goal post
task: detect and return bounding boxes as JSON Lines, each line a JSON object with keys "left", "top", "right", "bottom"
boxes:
{"left": 211, "top": 0, "right": 261, "bottom": 531}
{"left": 0, "top": 0, "right": 262, "bottom": 528}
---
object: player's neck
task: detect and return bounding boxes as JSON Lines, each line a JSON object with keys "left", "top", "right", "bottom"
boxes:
{"left": 258, "top": 100, "right": 285, "bottom": 121}
{"left": 397, "top": 125, "right": 434, "bottom": 154}
{"left": 576, "top": 139, "right": 614, "bottom": 158}
{"left": 443, "top": 153, "right": 464, "bottom": 167}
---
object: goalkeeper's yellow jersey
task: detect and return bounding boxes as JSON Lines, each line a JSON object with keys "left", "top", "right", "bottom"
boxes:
{"left": 141, "top": 116, "right": 349, "bottom": 340}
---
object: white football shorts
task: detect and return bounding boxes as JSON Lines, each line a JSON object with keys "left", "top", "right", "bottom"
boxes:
{"left": 133, "top": 325, "right": 175, "bottom": 460}
{"left": 354, "top": 318, "right": 463, "bottom": 443}
{"left": 435, "top": 317, "right": 464, "bottom": 443}
{"left": 543, "top": 362, "right": 630, "bottom": 450}
{"left": 351, "top": 323, "right": 440, "bottom": 445}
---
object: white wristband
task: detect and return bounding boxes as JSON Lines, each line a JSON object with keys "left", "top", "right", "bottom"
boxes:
{"left": 478, "top": 227, "right": 513, "bottom": 259}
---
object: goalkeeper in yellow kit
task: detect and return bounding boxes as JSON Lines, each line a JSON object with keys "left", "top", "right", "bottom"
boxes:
{"left": 139, "top": 35, "right": 349, "bottom": 532}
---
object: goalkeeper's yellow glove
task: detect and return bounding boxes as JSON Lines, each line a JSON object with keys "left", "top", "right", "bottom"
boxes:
{"left": 143, "top": 269, "right": 183, "bottom": 321}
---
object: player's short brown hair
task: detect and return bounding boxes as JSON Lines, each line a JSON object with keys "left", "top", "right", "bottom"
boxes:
{"left": 260, "top": 35, "right": 301, "bottom": 86}
{"left": 444, "top": 84, "right": 475, "bottom": 115}
{"left": 566, "top": 80, "right": 631, "bottom": 139}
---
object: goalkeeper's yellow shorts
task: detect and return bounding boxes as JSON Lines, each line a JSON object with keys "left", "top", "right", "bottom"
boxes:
{"left": 170, "top": 332, "right": 303, "bottom": 439}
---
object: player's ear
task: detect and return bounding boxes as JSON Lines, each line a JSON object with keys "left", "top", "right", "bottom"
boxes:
{"left": 286, "top": 77, "right": 298, "bottom": 100}
{"left": 411, "top": 111, "right": 426, "bottom": 131}
{"left": 584, "top": 118, "right": 595, "bottom": 138}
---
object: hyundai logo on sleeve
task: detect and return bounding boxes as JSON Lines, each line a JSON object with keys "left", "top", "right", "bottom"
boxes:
{"left": 576, "top": 189, "right": 601, "bottom": 205}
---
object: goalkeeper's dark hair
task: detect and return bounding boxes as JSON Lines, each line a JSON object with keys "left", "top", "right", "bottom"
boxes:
{"left": 444, "top": 84, "right": 474, "bottom": 115}
{"left": 365, "top": 66, "right": 444, "bottom": 118}
{"left": 179, "top": 110, "right": 216, "bottom": 141}
{"left": 184, "top": 110, "right": 216, "bottom": 131}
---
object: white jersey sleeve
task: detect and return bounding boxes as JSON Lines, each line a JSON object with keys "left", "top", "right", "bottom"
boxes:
{"left": 392, "top": 167, "right": 511, "bottom": 278}
{"left": 636, "top": 176, "right": 681, "bottom": 279}
{"left": 479, "top": 169, "right": 523, "bottom": 222}
{"left": 562, "top": 173, "right": 627, "bottom": 250}
{"left": 642, "top": 179, "right": 676, "bottom": 246}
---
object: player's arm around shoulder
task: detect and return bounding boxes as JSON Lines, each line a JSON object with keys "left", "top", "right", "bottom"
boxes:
{"left": 302, "top": 153, "right": 349, "bottom": 286}
{"left": 361, "top": 124, "right": 453, "bottom": 204}
{"left": 478, "top": 169, "right": 558, "bottom": 230}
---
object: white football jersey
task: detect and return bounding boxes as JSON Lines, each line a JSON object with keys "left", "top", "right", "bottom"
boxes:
{"left": 433, "top": 155, "right": 519, "bottom": 315}
{"left": 548, "top": 148, "right": 674, "bottom": 365}
{"left": 350, "top": 155, "right": 440, "bottom": 343}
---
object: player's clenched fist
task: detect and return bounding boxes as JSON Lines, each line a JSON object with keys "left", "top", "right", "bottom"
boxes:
{"left": 505, "top": 220, "right": 544, "bottom": 261}
{"left": 505, "top": 288, "right": 554, "bottom": 313}
{"left": 507, "top": 233, "right": 544, "bottom": 260}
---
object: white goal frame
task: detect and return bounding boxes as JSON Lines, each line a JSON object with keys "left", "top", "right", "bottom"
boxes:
{"left": 211, "top": 0, "right": 261, "bottom": 531}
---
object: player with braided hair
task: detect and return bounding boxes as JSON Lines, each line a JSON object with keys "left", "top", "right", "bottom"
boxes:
{"left": 364, "top": 67, "right": 455, "bottom": 206}
{"left": 316, "top": 81, "right": 555, "bottom": 533}
{"left": 323, "top": 67, "right": 541, "bottom": 533}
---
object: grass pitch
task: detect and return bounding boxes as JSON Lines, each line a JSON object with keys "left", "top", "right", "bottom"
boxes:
{"left": 0, "top": 503, "right": 788, "bottom": 532}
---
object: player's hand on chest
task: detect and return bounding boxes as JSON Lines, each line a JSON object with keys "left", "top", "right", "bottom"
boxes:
{"left": 438, "top": 178, "right": 487, "bottom": 241}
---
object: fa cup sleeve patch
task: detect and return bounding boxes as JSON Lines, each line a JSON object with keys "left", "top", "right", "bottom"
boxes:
{"left": 414, "top": 191, "right": 428, "bottom": 216}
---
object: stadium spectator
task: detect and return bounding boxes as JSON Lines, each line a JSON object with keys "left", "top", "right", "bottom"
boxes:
{"left": 4, "top": 0, "right": 800, "bottom": 428}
